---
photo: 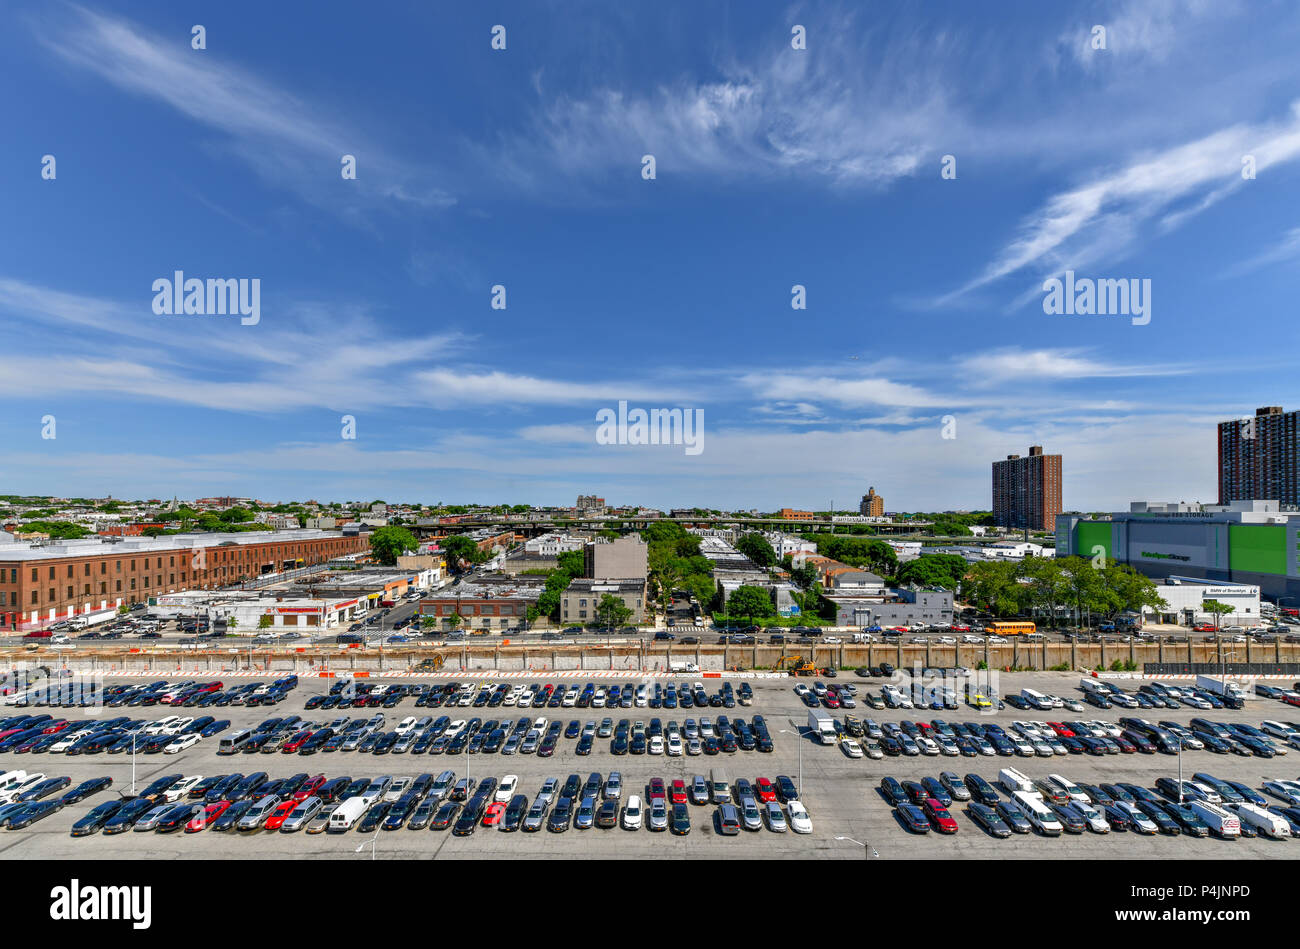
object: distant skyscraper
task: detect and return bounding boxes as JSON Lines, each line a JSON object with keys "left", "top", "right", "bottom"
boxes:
{"left": 859, "top": 487, "right": 884, "bottom": 516}
{"left": 992, "top": 446, "right": 1062, "bottom": 531}
{"left": 1218, "top": 406, "right": 1300, "bottom": 505}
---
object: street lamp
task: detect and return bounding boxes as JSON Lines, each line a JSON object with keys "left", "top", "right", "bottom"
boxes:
{"left": 834, "top": 835, "right": 878, "bottom": 858}
{"left": 354, "top": 822, "right": 380, "bottom": 860}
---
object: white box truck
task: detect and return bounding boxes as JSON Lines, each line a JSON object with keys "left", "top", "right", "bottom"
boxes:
{"left": 1195, "top": 675, "right": 1248, "bottom": 707}
{"left": 807, "top": 709, "right": 837, "bottom": 745}
{"left": 669, "top": 660, "right": 700, "bottom": 674}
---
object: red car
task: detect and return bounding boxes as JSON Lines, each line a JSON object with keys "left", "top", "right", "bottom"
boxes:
{"left": 1047, "top": 722, "right": 1075, "bottom": 738}
{"left": 670, "top": 779, "right": 687, "bottom": 804}
{"left": 923, "top": 798, "right": 959, "bottom": 834}
{"left": 648, "top": 778, "right": 666, "bottom": 803}
{"left": 41, "top": 720, "right": 70, "bottom": 735}
{"left": 755, "top": 778, "right": 777, "bottom": 803}
{"left": 823, "top": 693, "right": 840, "bottom": 709}
{"left": 187, "top": 801, "right": 230, "bottom": 833}
{"left": 295, "top": 775, "right": 327, "bottom": 801}
{"left": 263, "top": 800, "right": 297, "bottom": 831}
{"left": 1193, "top": 623, "right": 1216, "bottom": 632}
{"left": 1113, "top": 735, "right": 1137, "bottom": 754}
{"left": 481, "top": 802, "right": 506, "bottom": 826}
{"left": 280, "top": 730, "right": 314, "bottom": 753}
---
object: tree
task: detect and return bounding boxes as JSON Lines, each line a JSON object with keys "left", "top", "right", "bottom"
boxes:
{"left": 737, "top": 533, "right": 777, "bottom": 568}
{"left": 258, "top": 615, "right": 273, "bottom": 629}
{"left": 726, "top": 585, "right": 775, "bottom": 622}
{"left": 1201, "top": 599, "right": 1234, "bottom": 629}
{"left": 593, "top": 594, "right": 633, "bottom": 629}
{"left": 895, "top": 554, "right": 968, "bottom": 590}
{"left": 226, "top": 617, "right": 237, "bottom": 630}
{"left": 448, "top": 612, "right": 463, "bottom": 629}
{"left": 441, "top": 535, "right": 488, "bottom": 570}
{"left": 368, "top": 526, "right": 418, "bottom": 565}
{"left": 141, "top": 526, "right": 166, "bottom": 537}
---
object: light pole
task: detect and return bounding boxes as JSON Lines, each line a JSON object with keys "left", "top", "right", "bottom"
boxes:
{"left": 354, "top": 822, "right": 379, "bottom": 860}
{"left": 834, "top": 834, "right": 877, "bottom": 858}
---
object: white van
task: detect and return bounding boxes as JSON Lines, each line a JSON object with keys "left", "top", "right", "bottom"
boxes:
{"left": 998, "top": 767, "right": 1035, "bottom": 796}
{"left": 1020, "top": 688, "right": 1052, "bottom": 711}
{"left": 328, "top": 796, "right": 368, "bottom": 833}
{"left": 1231, "top": 802, "right": 1292, "bottom": 839}
{"left": 1188, "top": 800, "right": 1241, "bottom": 838}
{"left": 1046, "top": 774, "right": 1088, "bottom": 803}
{"left": 218, "top": 729, "right": 253, "bottom": 756}
{"left": 1012, "top": 790, "right": 1063, "bottom": 836}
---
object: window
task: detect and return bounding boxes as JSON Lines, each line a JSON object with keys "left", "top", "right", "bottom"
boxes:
{"left": 31, "top": 568, "right": 38, "bottom": 582}
{"left": 100, "top": 563, "right": 105, "bottom": 574}
{"left": 66, "top": 585, "right": 73, "bottom": 598}
{"left": 83, "top": 585, "right": 90, "bottom": 595}
{"left": 99, "top": 583, "right": 106, "bottom": 595}
{"left": 31, "top": 591, "right": 38, "bottom": 604}
{"left": 115, "top": 581, "right": 121, "bottom": 592}
{"left": 48, "top": 589, "right": 55, "bottom": 602}
{"left": 49, "top": 566, "right": 55, "bottom": 580}
{"left": 84, "top": 563, "right": 90, "bottom": 576}
{"left": 67, "top": 564, "right": 74, "bottom": 578}
{"left": 130, "top": 579, "right": 136, "bottom": 591}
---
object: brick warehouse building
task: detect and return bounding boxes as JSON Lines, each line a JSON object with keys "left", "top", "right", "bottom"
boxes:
{"left": 992, "top": 445, "right": 1062, "bottom": 532}
{"left": 0, "top": 528, "right": 368, "bottom": 632}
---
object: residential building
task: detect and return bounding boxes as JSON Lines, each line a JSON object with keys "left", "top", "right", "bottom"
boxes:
{"left": 1218, "top": 406, "right": 1300, "bottom": 505}
{"left": 561, "top": 577, "right": 647, "bottom": 625}
{"left": 859, "top": 487, "right": 884, "bottom": 517}
{"left": 576, "top": 495, "right": 606, "bottom": 512}
{"left": 992, "top": 445, "right": 1062, "bottom": 531}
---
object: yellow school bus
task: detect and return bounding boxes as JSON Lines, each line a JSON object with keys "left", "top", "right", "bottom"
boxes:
{"left": 986, "top": 621, "right": 1036, "bottom": 637}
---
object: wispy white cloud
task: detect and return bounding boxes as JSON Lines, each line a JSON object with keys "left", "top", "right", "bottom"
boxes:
{"left": 35, "top": 5, "right": 452, "bottom": 214}
{"left": 941, "top": 102, "right": 1300, "bottom": 301}
{"left": 484, "top": 14, "right": 959, "bottom": 193}
{"left": 958, "top": 348, "right": 1190, "bottom": 381}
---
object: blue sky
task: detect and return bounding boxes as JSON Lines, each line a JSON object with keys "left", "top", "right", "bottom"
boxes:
{"left": 4, "top": 0, "right": 1300, "bottom": 511}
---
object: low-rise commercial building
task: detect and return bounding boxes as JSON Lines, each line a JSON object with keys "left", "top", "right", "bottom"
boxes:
{"left": 825, "top": 587, "right": 955, "bottom": 628}
{"left": 417, "top": 580, "right": 540, "bottom": 631}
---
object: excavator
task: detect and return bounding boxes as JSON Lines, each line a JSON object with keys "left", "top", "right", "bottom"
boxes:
{"left": 774, "top": 655, "right": 817, "bottom": 676}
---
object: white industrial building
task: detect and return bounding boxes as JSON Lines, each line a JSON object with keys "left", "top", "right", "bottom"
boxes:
{"left": 1145, "top": 576, "right": 1262, "bottom": 626}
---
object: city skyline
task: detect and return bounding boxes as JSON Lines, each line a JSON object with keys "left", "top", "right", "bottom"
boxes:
{"left": 5, "top": 3, "right": 1300, "bottom": 509}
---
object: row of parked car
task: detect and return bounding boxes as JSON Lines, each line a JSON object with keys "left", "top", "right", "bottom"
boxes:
{"left": 830, "top": 714, "right": 1299, "bottom": 760}
{"left": 212, "top": 708, "right": 777, "bottom": 760}
{"left": 61, "top": 767, "right": 816, "bottom": 840}
{"left": 880, "top": 767, "right": 1300, "bottom": 840}
{"left": 0, "top": 712, "right": 230, "bottom": 756}
{"left": 313, "top": 679, "right": 755, "bottom": 713}
{"left": 5, "top": 676, "right": 299, "bottom": 710}
{"left": 0, "top": 771, "right": 113, "bottom": 830}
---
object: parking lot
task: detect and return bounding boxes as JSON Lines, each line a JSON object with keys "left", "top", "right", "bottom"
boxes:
{"left": 2, "top": 671, "right": 1299, "bottom": 859}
